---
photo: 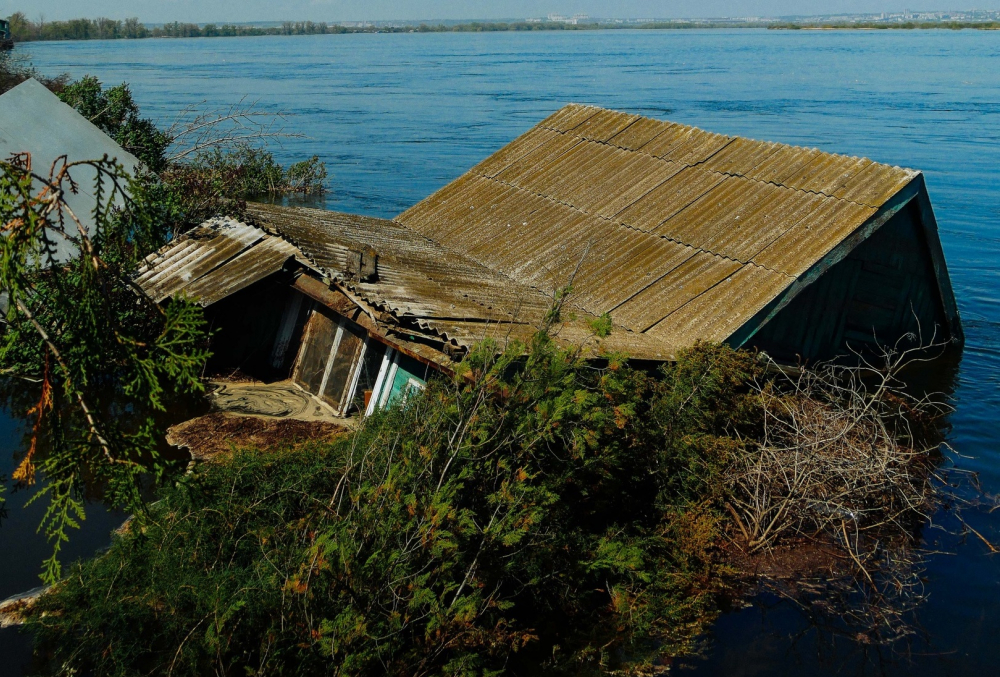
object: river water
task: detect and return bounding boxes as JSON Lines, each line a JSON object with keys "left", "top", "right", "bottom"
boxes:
{"left": 3, "top": 29, "right": 1000, "bottom": 673}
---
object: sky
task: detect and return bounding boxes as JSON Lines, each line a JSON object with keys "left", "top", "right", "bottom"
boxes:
{"left": 4, "top": 1, "right": 1000, "bottom": 23}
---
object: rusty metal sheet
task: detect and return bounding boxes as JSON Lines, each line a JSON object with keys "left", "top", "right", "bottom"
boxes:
{"left": 612, "top": 252, "right": 744, "bottom": 332}
{"left": 606, "top": 117, "right": 678, "bottom": 151}
{"left": 618, "top": 167, "right": 727, "bottom": 235}
{"left": 751, "top": 199, "right": 877, "bottom": 277}
{"left": 699, "top": 137, "right": 783, "bottom": 175}
{"left": 538, "top": 104, "right": 600, "bottom": 132}
{"left": 570, "top": 109, "right": 640, "bottom": 142}
{"left": 646, "top": 263, "right": 794, "bottom": 344}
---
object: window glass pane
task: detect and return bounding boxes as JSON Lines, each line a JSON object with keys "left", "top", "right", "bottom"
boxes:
{"left": 293, "top": 309, "right": 337, "bottom": 396}
{"left": 351, "top": 341, "right": 387, "bottom": 414}
{"left": 385, "top": 354, "right": 429, "bottom": 407}
{"left": 321, "top": 321, "right": 365, "bottom": 410}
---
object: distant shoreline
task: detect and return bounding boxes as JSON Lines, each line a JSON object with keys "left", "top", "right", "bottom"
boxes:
{"left": 769, "top": 21, "right": 1000, "bottom": 30}
{"left": 7, "top": 16, "right": 1000, "bottom": 44}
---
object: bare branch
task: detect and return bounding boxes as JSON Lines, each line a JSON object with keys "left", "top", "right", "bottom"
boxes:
{"left": 163, "top": 98, "right": 304, "bottom": 162}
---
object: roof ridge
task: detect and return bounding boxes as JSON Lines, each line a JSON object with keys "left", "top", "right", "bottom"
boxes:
{"left": 546, "top": 102, "right": 918, "bottom": 177}
{"left": 540, "top": 124, "right": 913, "bottom": 210}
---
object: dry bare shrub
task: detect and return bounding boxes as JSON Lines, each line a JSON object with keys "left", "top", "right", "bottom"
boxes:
{"left": 723, "top": 338, "right": 969, "bottom": 642}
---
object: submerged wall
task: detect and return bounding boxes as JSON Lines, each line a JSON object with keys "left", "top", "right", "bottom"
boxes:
{"left": 748, "top": 199, "right": 948, "bottom": 363}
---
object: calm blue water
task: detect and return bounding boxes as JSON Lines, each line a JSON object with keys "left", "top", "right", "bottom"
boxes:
{"left": 5, "top": 29, "right": 1000, "bottom": 674}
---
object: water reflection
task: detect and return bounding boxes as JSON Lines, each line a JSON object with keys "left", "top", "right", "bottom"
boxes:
{"left": 0, "top": 373, "right": 204, "bottom": 669}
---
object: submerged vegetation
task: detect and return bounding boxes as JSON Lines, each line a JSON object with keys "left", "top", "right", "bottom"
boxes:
{"left": 23, "top": 330, "right": 963, "bottom": 674}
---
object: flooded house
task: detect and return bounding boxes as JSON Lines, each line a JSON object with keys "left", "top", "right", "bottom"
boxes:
{"left": 137, "top": 104, "right": 962, "bottom": 418}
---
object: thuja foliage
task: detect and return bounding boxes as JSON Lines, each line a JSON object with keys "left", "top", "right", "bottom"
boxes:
{"left": 0, "top": 63, "right": 329, "bottom": 578}
{"left": 0, "top": 156, "right": 210, "bottom": 583}
{"left": 27, "top": 336, "right": 763, "bottom": 675}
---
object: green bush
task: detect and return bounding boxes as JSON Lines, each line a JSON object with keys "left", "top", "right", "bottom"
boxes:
{"left": 58, "top": 76, "right": 171, "bottom": 171}
{"left": 26, "top": 337, "right": 763, "bottom": 675}
{"left": 285, "top": 155, "right": 328, "bottom": 194}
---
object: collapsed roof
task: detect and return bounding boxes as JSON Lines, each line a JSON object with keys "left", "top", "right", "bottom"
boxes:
{"left": 137, "top": 104, "right": 960, "bottom": 363}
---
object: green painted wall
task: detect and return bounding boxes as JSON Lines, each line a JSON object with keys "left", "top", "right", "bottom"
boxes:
{"left": 384, "top": 354, "right": 429, "bottom": 408}
{"left": 748, "top": 200, "right": 947, "bottom": 363}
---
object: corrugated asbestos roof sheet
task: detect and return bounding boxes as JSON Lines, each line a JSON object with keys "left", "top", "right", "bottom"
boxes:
{"left": 136, "top": 217, "right": 304, "bottom": 307}
{"left": 137, "top": 205, "right": 675, "bottom": 359}
{"left": 396, "top": 103, "right": 920, "bottom": 351}
{"left": 244, "top": 204, "right": 676, "bottom": 357}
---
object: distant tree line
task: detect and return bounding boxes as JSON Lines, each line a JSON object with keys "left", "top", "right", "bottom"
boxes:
{"left": 6, "top": 11, "right": 1000, "bottom": 43}
{"left": 1, "top": 13, "right": 757, "bottom": 42}
{"left": 5, "top": 14, "right": 357, "bottom": 42}
{"left": 769, "top": 20, "right": 1000, "bottom": 30}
